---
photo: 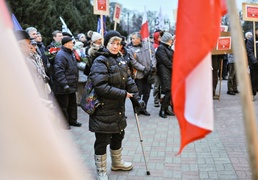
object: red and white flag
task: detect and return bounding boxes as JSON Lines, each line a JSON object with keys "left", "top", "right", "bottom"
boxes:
{"left": 140, "top": 7, "right": 149, "bottom": 41}
{"left": 172, "top": 0, "right": 227, "bottom": 154}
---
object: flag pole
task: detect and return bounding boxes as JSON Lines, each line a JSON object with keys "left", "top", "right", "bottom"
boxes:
{"left": 253, "top": 22, "right": 256, "bottom": 58}
{"left": 114, "top": 22, "right": 117, "bottom": 30}
{"left": 100, "top": 15, "right": 104, "bottom": 44}
{"left": 218, "top": 58, "right": 223, "bottom": 100}
{"left": 226, "top": 0, "right": 258, "bottom": 179}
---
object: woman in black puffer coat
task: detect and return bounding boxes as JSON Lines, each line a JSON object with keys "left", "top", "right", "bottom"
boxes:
{"left": 89, "top": 30, "right": 144, "bottom": 179}
{"left": 156, "top": 32, "right": 174, "bottom": 118}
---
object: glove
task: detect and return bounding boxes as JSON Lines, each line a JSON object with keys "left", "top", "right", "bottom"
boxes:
{"left": 137, "top": 99, "right": 146, "bottom": 108}
{"left": 151, "top": 67, "right": 156, "bottom": 73}
{"left": 143, "top": 68, "right": 149, "bottom": 76}
{"left": 130, "top": 96, "right": 146, "bottom": 109}
{"left": 63, "top": 85, "right": 70, "bottom": 93}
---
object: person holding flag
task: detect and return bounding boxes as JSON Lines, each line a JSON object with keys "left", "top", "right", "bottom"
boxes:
{"left": 128, "top": 32, "right": 156, "bottom": 116}
{"left": 126, "top": 6, "right": 157, "bottom": 116}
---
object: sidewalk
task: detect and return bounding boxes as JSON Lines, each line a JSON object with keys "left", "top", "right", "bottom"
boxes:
{"left": 71, "top": 80, "right": 253, "bottom": 179}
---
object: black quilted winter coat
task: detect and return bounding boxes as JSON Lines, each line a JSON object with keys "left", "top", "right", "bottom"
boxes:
{"left": 156, "top": 42, "right": 173, "bottom": 93}
{"left": 89, "top": 51, "right": 140, "bottom": 133}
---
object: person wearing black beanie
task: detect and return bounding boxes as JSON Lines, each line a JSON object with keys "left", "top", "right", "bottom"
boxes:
{"left": 61, "top": 37, "right": 73, "bottom": 45}
{"left": 52, "top": 34, "right": 81, "bottom": 130}
{"left": 88, "top": 30, "right": 145, "bottom": 179}
{"left": 104, "top": 30, "right": 122, "bottom": 47}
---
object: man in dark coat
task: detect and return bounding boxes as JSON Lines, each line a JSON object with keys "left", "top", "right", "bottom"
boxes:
{"left": 53, "top": 37, "right": 81, "bottom": 129}
{"left": 246, "top": 27, "right": 258, "bottom": 101}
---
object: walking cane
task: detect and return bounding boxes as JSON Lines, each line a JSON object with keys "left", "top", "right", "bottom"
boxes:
{"left": 133, "top": 107, "right": 151, "bottom": 175}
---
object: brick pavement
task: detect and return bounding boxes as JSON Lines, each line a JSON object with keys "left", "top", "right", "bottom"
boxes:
{"left": 71, "top": 80, "right": 253, "bottom": 179}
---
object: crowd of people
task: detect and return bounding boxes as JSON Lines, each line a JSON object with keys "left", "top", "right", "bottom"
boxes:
{"left": 15, "top": 24, "right": 258, "bottom": 179}
{"left": 14, "top": 26, "right": 177, "bottom": 179}
{"left": 212, "top": 30, "right": 258, "bottom": 101}
{"left": 19, "top": 25, "right": 258, "bottom": 179}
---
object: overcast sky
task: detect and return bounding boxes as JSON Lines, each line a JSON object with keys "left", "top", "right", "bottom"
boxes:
{"left": 110, "top": 0, "right": 249, "bottom": 23}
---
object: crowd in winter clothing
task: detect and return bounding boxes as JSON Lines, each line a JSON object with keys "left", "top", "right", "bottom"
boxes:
{"left": 14, "top": 23, "right": 187, "bottom": 179}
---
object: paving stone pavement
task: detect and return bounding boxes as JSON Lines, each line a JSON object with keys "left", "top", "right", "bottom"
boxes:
{"left": 70, "top": 80, "right": 256, "bottom": 179}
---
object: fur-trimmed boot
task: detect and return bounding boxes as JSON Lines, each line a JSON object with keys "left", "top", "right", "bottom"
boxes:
{"left": 110, "top": 148, "right": 133, "bottom": 171}
{"left": 94, "top": 154, "right": 108, "bottom": 180}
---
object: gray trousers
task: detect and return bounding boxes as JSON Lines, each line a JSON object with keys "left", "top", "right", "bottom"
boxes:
{"left": 153, "top": 75, "right": 161, "bottom": 104}
{"left": 227, "top": 63, "right": 237, "bottom": 92}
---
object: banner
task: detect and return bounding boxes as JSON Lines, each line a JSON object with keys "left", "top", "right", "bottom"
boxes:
{"left": 93, "top": 0, "right": 110, "bottom": 15}
{"left": 242, "top": 3, "right": 258, "bottom": 21}
{"left": 113, "top": 3, "right": 121, "bottom": 23}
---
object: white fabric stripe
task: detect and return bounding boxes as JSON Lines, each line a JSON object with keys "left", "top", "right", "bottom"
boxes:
{"left": 184, "top": 53, "right": 214, "bottom": 130}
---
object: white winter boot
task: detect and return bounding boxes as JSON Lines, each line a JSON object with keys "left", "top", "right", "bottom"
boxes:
{"left": 94, "top": 154, "right": 108, "bottom": 180}
{"left": 110, "top": 148, "right": 133, "bottom": 171}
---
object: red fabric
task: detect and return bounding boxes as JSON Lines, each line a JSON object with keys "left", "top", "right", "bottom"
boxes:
{"left": 220, "top": 0, "right": 227, "bottom": 15}
{"left": 153, "top": 31, "right": 160, "bottom": 49}
{"left": 172, "top": 0, "right": 225, "bottom": 154}
{"left": 140, "top": 9, "right": 149, "bottom": 40}
{"left": 140, "top": 22, "right": 149, "bottom": 40}
{"left": 49, "top": 47, "right": 61, "bottom": 54}
{"left": 73, "top": 50, "right": 81, "bottom": 61}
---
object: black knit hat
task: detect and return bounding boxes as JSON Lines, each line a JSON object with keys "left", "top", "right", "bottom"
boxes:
{"left": 104, "top": 30, "right": 122, "bottom": 47}
{"left": 62, "top": 37, "right": 73, "bottom": 45}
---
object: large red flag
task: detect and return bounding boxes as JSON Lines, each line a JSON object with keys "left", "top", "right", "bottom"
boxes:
{"left": 140, "top": 7, "right": 149, "bottom": 40}
{"left": 172, "top": 0, "right": 226, "bottom": 154}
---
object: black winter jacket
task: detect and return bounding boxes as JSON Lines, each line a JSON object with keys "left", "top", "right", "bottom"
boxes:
{"left": 53, "top": 46, "right": 78, "bottom": 94}
{"left": 246, "top": 37, "right": 258, "bottom": 69}
{"left": 156, "top": 42, "right": 173, "bottom": 93}
{"left": 89, "top": 51, "right": 140, "bottom": 133}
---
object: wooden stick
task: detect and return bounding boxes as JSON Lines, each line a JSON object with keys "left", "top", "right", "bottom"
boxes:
{"left": 114, "top": 22, "right": 117, "bottom": 30}
{"left": 218, "top": 58, "right": 223, "bottom": 100}
{"left": 253, "top": 21, "right": 256, "bottom": 58}
{"left": 226, "top": 1, "right": 258, "bottom": 179}
{"left": 100, "top": 15, "right": 104, "bottom": 44}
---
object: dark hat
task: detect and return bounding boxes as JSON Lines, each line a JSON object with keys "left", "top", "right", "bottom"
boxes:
{"left": 104, "top": 30, "right": 122, "bottom": 47}
{"left": 62, "top": 37, "right": 73, "bottom": 45}
{"left": 14, "top": 30, "right": 33, "bottom": 41}
{"left": 62, "top": 32, "right": 72, "bottom": 37}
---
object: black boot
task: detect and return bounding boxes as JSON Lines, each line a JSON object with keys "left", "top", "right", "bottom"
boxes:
{"left": 165, "top": 108, "right": 175, "bottom": 116}
{"left": 159, "top": 109, "right": 167, "bottom": 118}
{"left": 141, "top": 109, "right": 150, "bottom": 116}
